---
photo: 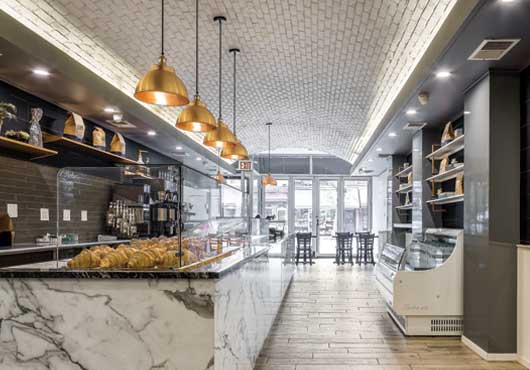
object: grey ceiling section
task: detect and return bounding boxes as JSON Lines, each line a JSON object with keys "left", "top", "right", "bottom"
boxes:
{"left": 0, "top": 11, "right": 235, "bottom": 175}
{"left": 253, "top": 155, "right": 352, "bottom": 175}
{"left": 353, "top": 0, "right": 530, "bottom": 175}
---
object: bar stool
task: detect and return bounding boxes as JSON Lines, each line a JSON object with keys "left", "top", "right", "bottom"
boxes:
{"left": 356, "top": 233, "right": 375, "bottom": 265}
{"left": 335, "top": 232, "right": 354, "bottom": 265}
{"left": 295, "top": 232, "right": 314, "bottom": 265}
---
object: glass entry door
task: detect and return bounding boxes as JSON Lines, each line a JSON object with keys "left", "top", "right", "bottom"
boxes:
{"left": 294, "top": 179, "right": 313, "bottom": 234}
{"left": 317, "top": 179, "right": 339, "bottom": 255}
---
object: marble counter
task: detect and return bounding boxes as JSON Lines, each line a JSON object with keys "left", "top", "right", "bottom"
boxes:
{"left": 0, "top": 238, "right": 295, "bottom": 370}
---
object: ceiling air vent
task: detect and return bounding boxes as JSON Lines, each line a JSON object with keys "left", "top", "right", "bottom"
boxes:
{"left": 403, "top": 122, "right": 426, "bottom": 131}
{"left": 105, "top": 118, "right": 136, "bottom": 129}
{"left": 468, "top": 39, "right": 520, "bottom": 61}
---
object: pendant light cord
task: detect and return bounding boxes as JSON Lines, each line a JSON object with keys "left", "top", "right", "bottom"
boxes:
{"left": 161, "top": 0, "right": 165, "bottom": 56}
{"left": 218, "top": 18, "right": 223, "bottom": 119}
{"left": 233, "top": 50, "right": 237, "bottom": 136}
{"left": 195, "top": 0, "right": 199, "bottom": 95}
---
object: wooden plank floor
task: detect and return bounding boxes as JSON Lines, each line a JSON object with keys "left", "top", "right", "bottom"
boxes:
{"left": 255, "top": 260, "right": 524, "bottom": 370}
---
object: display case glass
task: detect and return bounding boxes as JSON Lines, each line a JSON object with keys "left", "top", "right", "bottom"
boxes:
{"left": 403, "top": 229, "right": 459, "bottom": 271}
{"left": 51, "top": 165, "right": 253, "bottom": 270}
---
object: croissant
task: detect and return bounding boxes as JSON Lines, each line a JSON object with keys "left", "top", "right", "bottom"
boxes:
{"left": 160, "top": 251, "right": 181, "bottom": 268}
{"left": 67, "top": 249, "right": 101, "bottom": 269}
{"left": 100, "top": 250, "right": 129, "bottom": 269}
{"left": 127, "top": 251, "right": 156, "bottom": 268}
{"left": 90, "top": 245, "right": 114, "bottom": 259}
{"left": 116, "top": 245, "right": 138, "bottom": 258}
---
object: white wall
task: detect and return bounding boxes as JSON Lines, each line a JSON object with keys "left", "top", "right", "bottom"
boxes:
{"left": 372, "top": 170, "right": 388, "bottom": 234}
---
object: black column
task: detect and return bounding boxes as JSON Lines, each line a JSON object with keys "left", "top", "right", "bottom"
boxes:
{"left": 463, "top": 70, "right": 520, "bottom": 354}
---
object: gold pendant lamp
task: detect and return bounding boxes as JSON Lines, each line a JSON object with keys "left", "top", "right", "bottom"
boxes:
{"left": 176, "top": 0, "right": 216, "bottom": 132}
{"left": 214, "top": 149, "right": 225, "bottom": 184}
{"left": 135, "top": 0, "right": 189, "bottom": 106}
{"left": 203, "top": 16, "right": 237, "bottom": 149}
{"left": 221, "top": 48, "right": 249, "bottom": 160}
{"left": 262, "top": 122, "right": 277, "bottom": 186}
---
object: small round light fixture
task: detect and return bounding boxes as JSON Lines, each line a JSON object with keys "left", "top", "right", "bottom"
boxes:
{"left": 104, "top": 107, "right": 117, "bottom": 113}
{"left": 33, "top": 68, "right": 50, "bottom": 77}
{"left": 388, "top": 132, "right": 397, "bottom": 137}
{"left": 406, "top": 109, "right": 417, "bottom": 115}
{"left": 376, "top": 147, "right": 383, "bottom": 152}
{"left": 147, "top": 130, "right": 157, "bottom": 136}
{"left": 176, "top": 146, "right": 183, "bottom": 150}
{"left": 436, "top": 70, "right": 451, "bottom": 79}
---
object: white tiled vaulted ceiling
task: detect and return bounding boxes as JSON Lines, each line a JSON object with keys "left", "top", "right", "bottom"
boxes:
{"left": 1, "top": 0, "right": 457, "bottom": 162}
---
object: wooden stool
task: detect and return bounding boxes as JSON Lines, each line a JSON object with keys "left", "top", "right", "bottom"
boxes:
{"left": 296, "top": 232, "right": 314, "bottom": 265}
{"left": 335, "top": 232, "right": 354, "bottom": 265}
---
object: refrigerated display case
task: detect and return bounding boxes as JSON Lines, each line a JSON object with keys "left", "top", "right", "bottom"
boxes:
{"left": 375, "top": 228, "right": 463, "bottom": 336}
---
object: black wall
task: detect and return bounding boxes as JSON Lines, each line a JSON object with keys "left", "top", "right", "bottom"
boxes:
{"left": 521, "top": 67, "right": 530, "bottom": 243}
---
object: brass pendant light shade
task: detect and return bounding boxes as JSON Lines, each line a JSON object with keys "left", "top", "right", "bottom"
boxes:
{"left": 222, "top": 139, "right": 248, "bottom": 160}
{"left": 203, "top": 118, "right": 237, "bottom": 149}
{"left": 176, "top": 0, "right": 215, "bottom": 131}
{"left": 177, "top": 95, "right": 217, "bottom": 132}
{"left": 262, "top": 173, "right": 277, "bottom": 186}
{"left": 135, "top": 0, "right": 189, "bottom": 106}
{"left": 135, "top": 56, "right": 189, "bottom": 106}
{"left": 215, "top": 170, "right": 225, "bottom": 184}
{"left": 262, "top": 122, "right": 276, "bottom": 186}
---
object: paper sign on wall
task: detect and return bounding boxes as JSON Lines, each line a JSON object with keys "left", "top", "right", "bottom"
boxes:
{"left": 63, "top": 209, "right": 71, "bottom": 222}
{"left": 7, "top": 204, "right": 18, "bottom": 218}
{"left": 81, "top": 210, "right": 88, "bottom": 222}
{"left": 40, "top": 208, "right": 49, "bottom": 221}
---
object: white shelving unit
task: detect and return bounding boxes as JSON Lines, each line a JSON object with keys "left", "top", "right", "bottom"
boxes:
{"left": 396, "top": 184, "right": 413, "bottom": 194}
{"left": 426, "top": 194, "right": 464, "bottom": 206}
{"left": 425, "top": 164, "right": 464, "bottom": 183}
{"left": 394, "top": 165, "right": 412, "bottom": 178}
{"left": 425, "top": 135, "right": 465, "bottom": 161}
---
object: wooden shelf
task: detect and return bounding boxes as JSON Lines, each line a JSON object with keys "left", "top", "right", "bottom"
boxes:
{"left": 395, "top": 204, "right": 413, "bottom": 210}
{"left": 393, "top": 223, "right": 412, "bottom": 229}
{"left": 426, "top": 194, "right": 464, "bottom": 206}
{"left": 394, "top": 165, "right": 412, "bottom": 178}
{"left": 43, "top": 133, "right": 139, "bottom": 165}
{"left": 396, "top": 184, "right": 413, "bottom": 193}
{"left": 426, "top": 135, "right": 465, "bottom": 160}
{"left": 425, "top": 165, "right": 464, "bottom": 183}
{"left": 0, "top": 136, "right": 58, "bottom": 160}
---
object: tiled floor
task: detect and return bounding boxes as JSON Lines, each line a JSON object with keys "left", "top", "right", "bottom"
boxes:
{"left": 255, "top": 260, "right": 524, "bottom": 370}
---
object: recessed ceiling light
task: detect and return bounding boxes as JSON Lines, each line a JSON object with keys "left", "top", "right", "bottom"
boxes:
{"left": 147, "top": 130, "right": 156, "bottom": 136}
{"left": 368, "top": 158, "right": 373, "bottom": 162}
{"left": 406, "top": 109, "right": 417, "bottom": 115}
{"left": 32, "top": 68, "right": 50, "bottom": 77}
{"left": 376, "top": 147, "right": 383, "bottom": 152}
{"left": 104, "top": 107, "right": 117, "bottom": 113}
{"left": 196, "top": 157, "right": 202, "bottom": 161}
{"left": 388, "top": 132, "right": 397, "bottom": 137}
{"left": 501, "top": 0, "right": 515, "bottom": 2}
{"left": 464, "top": 111, "right": 471, "bottom": 115}
{"left": 176, "top": 146, "right": 183, "bottom": 150}
{"left": 436, "top": 70, "right": 451, "bottom": 79}
{"left": 112, "top": 113, "right": 123, "bottom": 122}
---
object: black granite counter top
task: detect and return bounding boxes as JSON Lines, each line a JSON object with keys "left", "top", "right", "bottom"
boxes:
{"left": 0, "top": 244, "right": 270, "bottom": 279}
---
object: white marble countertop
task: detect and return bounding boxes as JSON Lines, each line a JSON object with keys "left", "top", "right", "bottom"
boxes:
{"left": 517, "top": 244, "right": 530, "bottom": 249}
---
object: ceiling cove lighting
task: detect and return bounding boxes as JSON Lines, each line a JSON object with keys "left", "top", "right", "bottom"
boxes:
{"left": 262, "top": 122, "right": 277, "bottom": 187}
{"left": 134, "top": 0, "right": 189, "bottom": 106}
{"left": 203, "top": 16, "right": 237, "bottom": 149}
{"left": 221, "top": 48, "right": 249, "bottom": 160}
{"left": 176, "top": 0, "right": 216, "bottom": 132}
{"left": 32, "top": 68, "right": 50, "bottom": 77}
{"left": 406, "top": 109, "right": 417, "bottom": 115}
{"left": 436, "top": 70, "right": 451, "bottom": 79}
{"left": 147, "top": 130, "right": 157, "bottom": 136}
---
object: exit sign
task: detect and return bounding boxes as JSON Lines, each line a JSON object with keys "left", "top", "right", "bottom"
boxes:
{"left": 237, "top": 160, "right": 253, "bottom": 171}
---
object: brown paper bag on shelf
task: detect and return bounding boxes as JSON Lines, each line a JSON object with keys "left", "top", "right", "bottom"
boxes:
{"left": 0, "top": 213, "right": 15, "bottom": 247}
{"left": 92, "top": 127, "right": 106, "bottom": 149}
{"left": 407, "top": 172, "right": 412, "bottom": 185}
{"left": 110, "top": 133, "right": 126, "bottom": 155}
{"left": 455, "top": 174, "right": 464, "bottom": 195}
{"left": 64, "top": 112, "right": 85, "bottom": 141}
{"left": 439, "top": 157, "right": 449, "bottom": 174}
{"left": 441, "top": 121, "right": 455, "bottom": 145}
